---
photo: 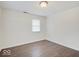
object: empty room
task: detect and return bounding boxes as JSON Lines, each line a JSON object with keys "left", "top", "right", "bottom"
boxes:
{"left": 0, "top": 1, "right": 79, "bottom": 57}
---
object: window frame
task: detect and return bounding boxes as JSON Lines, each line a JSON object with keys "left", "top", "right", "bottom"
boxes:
{"left": 32, "top": 19, "right": 40, "bottom": 32}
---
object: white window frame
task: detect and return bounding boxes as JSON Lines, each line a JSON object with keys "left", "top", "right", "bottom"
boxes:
{"left": 32, "top": 19, "right": 40, "bottom": 32}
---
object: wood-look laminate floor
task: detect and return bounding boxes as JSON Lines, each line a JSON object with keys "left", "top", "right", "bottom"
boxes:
{"left": 0, "top": 40, "right": 79, "bottom": 57}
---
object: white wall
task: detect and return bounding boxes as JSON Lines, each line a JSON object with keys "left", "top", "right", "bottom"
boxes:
{"left": 0, "top": 8, "right": 46, "bottom": 49}
{"left": 0, "top": 8, "right": 3, "bottom": 49}
{"left": 0, "top": 8, "right": 5, "bottom": 50}
{"left": 0, "top": 8, "right": 2, "bottom": 48}
{"left": 47, "top": 7, "right": 79, "bottom": 51}
{"left": 1, "top": 6, "right": 79, "bottom": 51}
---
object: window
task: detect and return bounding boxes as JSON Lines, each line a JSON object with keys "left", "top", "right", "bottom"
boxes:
{"left": 32, "top": 19, "right": 40, "bottom": 32}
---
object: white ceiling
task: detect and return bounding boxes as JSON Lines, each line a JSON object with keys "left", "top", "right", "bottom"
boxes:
{"left": 0, "top": 1, "right": 79, "bottom": 16}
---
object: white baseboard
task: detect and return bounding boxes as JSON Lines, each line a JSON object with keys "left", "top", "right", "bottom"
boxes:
{"left": 0, "top": 38, "right": 45, "bottom": 50}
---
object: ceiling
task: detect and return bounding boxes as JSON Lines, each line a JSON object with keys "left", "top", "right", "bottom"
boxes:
{"left": 0, "top": 1, "right": 79, "bottom": 16}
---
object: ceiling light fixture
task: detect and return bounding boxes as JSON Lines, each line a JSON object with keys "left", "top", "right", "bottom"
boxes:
{"left": 40, "top": 1, "right": 48, "bottom": 8}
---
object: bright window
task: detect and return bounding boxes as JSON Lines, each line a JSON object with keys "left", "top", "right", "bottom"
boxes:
{"left": 32, "top": 19, "right": 40, "bottom": 32}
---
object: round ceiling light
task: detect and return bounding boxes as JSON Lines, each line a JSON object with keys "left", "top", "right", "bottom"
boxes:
{"left": 40, "top": 1, "right": 48, "bottom": 8}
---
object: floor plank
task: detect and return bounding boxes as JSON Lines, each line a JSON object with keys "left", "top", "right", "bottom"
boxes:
{"left": 0, "top": 40, "right": 79, "bottom": 57}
